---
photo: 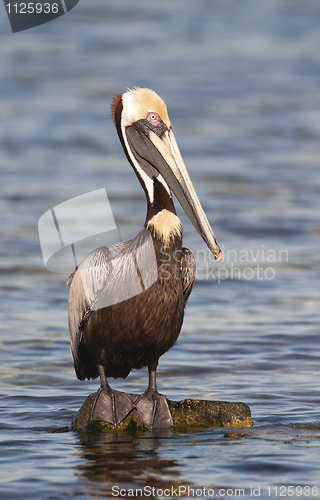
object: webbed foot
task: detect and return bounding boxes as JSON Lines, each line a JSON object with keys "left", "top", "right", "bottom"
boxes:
{"left": 90, "top": 387, "right": 136, "bottom": 427}
{"left": 90, "top": 365, "right": 136, "bottom": 427}
{"left": 135, "top": 391, "right": 173, "bottom": 429}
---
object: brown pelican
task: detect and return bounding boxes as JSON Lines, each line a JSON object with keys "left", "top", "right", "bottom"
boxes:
{"left": 67, "top": 88, "right": 222, "bottom": 429}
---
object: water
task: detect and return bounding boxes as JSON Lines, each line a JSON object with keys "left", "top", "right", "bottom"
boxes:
{"left": 0, "top": 0, "right": 320, "bottom": 498}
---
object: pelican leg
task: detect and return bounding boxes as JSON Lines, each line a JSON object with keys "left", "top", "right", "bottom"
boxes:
{"left": 90, "top": 365, "right": 135, "bottom": 427}
{"left": 135, "top": 363, "right": 174, "bottom": 429}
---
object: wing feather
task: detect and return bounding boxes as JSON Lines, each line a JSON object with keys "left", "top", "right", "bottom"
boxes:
{"left": 67, "top": 245, "right": 114, "bottom": 380}
{"left": 181, "top": 248, "right": 196, "bottom": 305}
{"left": 67, "top": 230, "right": 156, "bottom": 380}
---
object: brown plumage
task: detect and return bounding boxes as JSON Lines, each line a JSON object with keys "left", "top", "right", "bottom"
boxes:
{"left": 68, "top": 232, "right": 189, "bottom": 381}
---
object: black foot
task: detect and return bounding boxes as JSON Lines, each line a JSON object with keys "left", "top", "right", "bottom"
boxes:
{"left": 90, "top": 387, "right": 136, "bottom": 427}
{"left": 135, "top": 392, "right": 174, "bottom": 430}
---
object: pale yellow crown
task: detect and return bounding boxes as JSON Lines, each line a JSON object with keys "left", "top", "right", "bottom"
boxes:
{"left": 121, "top": 88, "right": 171, "bottom": 128}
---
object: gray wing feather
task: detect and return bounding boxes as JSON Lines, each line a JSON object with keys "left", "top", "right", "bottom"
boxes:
{"left": 67, "top": 245, "right": 115, "bottom": 379}
{"left": 67, "top": 228, "right": 157, "bottom": 380}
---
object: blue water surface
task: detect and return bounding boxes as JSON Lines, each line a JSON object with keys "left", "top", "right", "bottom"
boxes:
{"left": 0, "top": 1, "right": 320, "bottom": 498}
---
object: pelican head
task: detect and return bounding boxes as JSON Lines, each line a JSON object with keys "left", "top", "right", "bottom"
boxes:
{"left": 112, "top": 88, "right": 222, "bottom": 261}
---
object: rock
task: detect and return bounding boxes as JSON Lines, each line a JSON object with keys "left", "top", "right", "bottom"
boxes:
{"left": 169, "top": 399, "right": 252, "bottom": 429}
{"left": 71, "top": 392, "right": 252, "bottom": 432}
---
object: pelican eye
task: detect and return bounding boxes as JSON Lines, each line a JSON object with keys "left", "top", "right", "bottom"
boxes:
{"left": 146, "top": 111, "right": 161, "bottom": 126}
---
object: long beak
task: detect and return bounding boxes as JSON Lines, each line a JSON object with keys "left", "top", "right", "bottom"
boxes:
{"left": 147, "top": 129, "right": 222, "bottom": 261}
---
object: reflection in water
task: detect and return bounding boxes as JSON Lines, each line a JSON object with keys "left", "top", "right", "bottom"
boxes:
{"left": 75, "top": 430, "right": 187, "bottom": 495}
